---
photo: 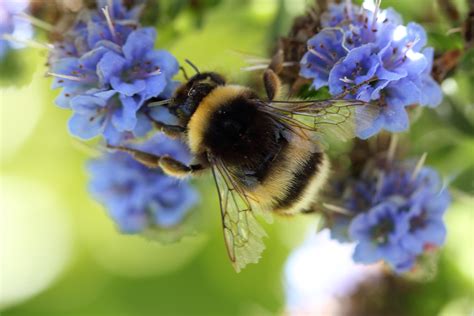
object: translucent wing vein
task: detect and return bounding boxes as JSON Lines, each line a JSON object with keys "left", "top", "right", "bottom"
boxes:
{"left": 263, "top": 99, "right": 380, "bottom": 141}
{"left": 209, "top": 155, "right": 267, "bottom": 273}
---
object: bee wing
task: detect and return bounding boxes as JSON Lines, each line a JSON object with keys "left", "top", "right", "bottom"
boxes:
{"left": 208, "top": 154, "right": 267, "bottom": 273}
{"left": 261, "top": 99, "right": 380, "bottom": 141}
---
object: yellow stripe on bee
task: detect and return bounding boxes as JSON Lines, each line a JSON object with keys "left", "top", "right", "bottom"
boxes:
{"left": 276, "top": 154, "right": 330, "bottom": 214}
{"left": 246, "top": 133, "right": 326, "bottom": 212}
{"left": 187, "top": 85, "right": 249, "bottom": 154}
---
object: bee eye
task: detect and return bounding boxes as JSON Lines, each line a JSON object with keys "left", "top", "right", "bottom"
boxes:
{"left": 188, "top": 88, "right": 196, "bottom": 97}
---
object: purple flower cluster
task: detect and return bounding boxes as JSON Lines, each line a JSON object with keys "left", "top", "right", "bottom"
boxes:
{"left": 329, "top": 159, "right": 450, "bottom": 273}
{"left": 49, "top": 0, "right": 179, "bottom": 145}
{"left": 0, "top": 0, "right": 33, "bottom": 59}
{"left": 300, "top": 1, "right": 442, "bottom": 138}
{"left": 88, "top": 134, "right": 198, "bottom": 233}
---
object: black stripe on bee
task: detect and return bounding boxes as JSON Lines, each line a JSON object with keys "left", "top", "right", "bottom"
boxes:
{"left": 273, "top": 151, "right": 324, "bottom": 209}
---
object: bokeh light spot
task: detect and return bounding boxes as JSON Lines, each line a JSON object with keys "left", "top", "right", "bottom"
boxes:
{"left": 0, "top": 176, "right": 74, "bottom": 310}
{"left": 0, "top": 71, "right": 44, "bottom": 162}
{"left": 82, "top": 204, "right": 208, "bottom": 278}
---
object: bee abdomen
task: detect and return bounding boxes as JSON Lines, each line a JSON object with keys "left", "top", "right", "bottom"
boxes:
{"left": 273, "top": 151, "right": 330, "bottom": 214}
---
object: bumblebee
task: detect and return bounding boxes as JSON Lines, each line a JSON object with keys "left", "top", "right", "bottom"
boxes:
{"left": 109, "top": 57, "right": 378, "bottom": 272}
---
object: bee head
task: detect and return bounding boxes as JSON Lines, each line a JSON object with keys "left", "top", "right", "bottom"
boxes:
{"left": 168, "top": 67, "right": 226, "bottom": 125}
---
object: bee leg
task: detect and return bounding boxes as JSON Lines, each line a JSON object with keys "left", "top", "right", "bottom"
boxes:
{"left": 268, "top": 49, "right": 284, "bottom": 74}
{"left": 106, "top": 145, "right": 162, "bottom": 169}
{"left": 107, "top": 145, "right": 205, "bottom": 177}
{"left": 263, "top": 49, "right": 284, "bottom": 101}
{"left": 151, "top": 120, "right": 186, "bottom": 139}
{"left": 263, "top": 69, "right": 282, "bottom": 101}
{"left": 159, "top": 156, "right": 205, "bottom": 178}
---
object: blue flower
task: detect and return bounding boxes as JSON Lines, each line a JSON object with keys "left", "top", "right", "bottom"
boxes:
{"left": 88, "top": 134, "right": 198, "bottom": 233}
{"left": 300, "top": 1, "right": 442, "bottom": 138}
{"left": 328, "top": 157, "right": 451, "bottom": 273}
{"left": 0, "top": 0, "right": 33, "bottom": 59}
{"left": 400, "top": 179, "right": 451, "bottom": 255}
{"left": 93, "top": 0, "right": 144, "bottom": 22}
{"left": 349, "top": 201, "right": 412, "bottom": 270}
{"left": 49, "top": 0, "right": 179, "bottom": 145}
{"left": 300, "top": 29, "right": 347, "bottom": 90}
{"left": 97, "top": 28, "right": 178, "bottom": 101}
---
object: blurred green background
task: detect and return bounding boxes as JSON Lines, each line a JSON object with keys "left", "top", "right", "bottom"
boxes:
{"left": 0, "top": 0, "right": 473, "bottom": 315}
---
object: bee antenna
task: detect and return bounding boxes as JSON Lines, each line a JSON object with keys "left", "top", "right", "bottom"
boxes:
{"left": 185, "top": 59, "right": 200, "bottom": 74}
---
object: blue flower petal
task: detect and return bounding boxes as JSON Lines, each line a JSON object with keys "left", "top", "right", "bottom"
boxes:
{"left": 300, "top": 29, "right": 347, "bottom": 89}
{"left": 111, "top": 94, "right": 140, "bottom": 132}
{"left": 87, "top": 21, "right": 110, "bottom": 48}
{"left": 417, "top": 75, "right": 443, "bottom": 107}
{"left": 122, "top": 27, "right": 156, "bottom": 61}
{"left": 379, "top": 102, "right": 409, "bottom": 132}
{"left": 152, "top": 183, "right": 198, "bottom": 227}
{"left": 132, "top": 112, "right": 153, "bottom": 138}
{"left": 97, "top": 51, "right": 127, "bottom": 84}
{"left": 68, "top": 112, "right": 105, "bottom": 140}
{"left": 142, "top": 74, "right": 167, "bottom": 99}
{"left": 94, "top": 89, "right": 116, "bottom": 100}
{"left": 79, "top": 46, "right": 108, "bottom": 70}
{"left": 110, "top": 76, "right": 147, "bottom": 96}
{"left": 406, "top": 22, "right": 427, "bottom": 52}
{"left": 146, "top": 50, "right": 180, "bottom": 79}
{"left": 353, "top": 242, "right": 381, "bottom": 264}
{"left": 50, "top": 58, "right": 81, "bottom": 89}
{"left": 385, "top": 79, "right": 421, "bottom": 108}
{"left": 149, "top": 106, "right": 180, "bottom": 125}
{"left": 55, "top": 86, "right": 83, "bottom": 108}
{"left": 70, "top": 94, "right": 107, "bottom": 114}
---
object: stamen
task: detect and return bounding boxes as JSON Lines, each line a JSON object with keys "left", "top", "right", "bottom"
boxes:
{"left": 241, "top": 64, "right": 269, "bottom": 71}
{"left": 387, "top": 134, "right": 399, "bottom": 162}
{"left": 334, "top": 76, "right": 378, "bottom": 99}
{"left": 16, "top": 12, "right": 54, "bottom": 32}
{"left": 245, "top": 57, "right": 271, "bottom": 64}
{"left": 148, "top": 99, "right": 170, "bottom": 107}
{"left": 446, "top": 27, "right": 462, "bottom": 35}
{"left": 308, "top": 47, "right": 333, "bottom": 64}
{"left": 340, "top": 76, "right": 354, "bottom": 83}
{"left": 101, "top": 6, "right": 117, "bottom": 42}
{"left": 146, "top": 68, "right": 162, "bottom": 77}
{"left": 241, "top": 61, "right": 296, "bottom": 72}
{"left": 308, "top": 7, "right": 318, "bottom": 21}
{"left": 345, "top": 0, "right": 353, "bottom": 19}
{"left": 322, "top": 203, "right": 352, "bottom": 216}
{"left": 374, "top": 172, "right": 385, "bottom": 198}
{"left": 411, "top": 152, "right": 427, "bottom": 181}
{"left": 47, "top": 72, "right": 85, "bottom": 82}
{"left": 324, "top": 27, "right": 351, "bottom": 52}
{"left": 371, "top": 0, "right": 382, "bottom": 31}
{"left": 1, "top": 34, "right": 53, "bottom": 50}
{"left": 309, "top": 63, "right": 330, "bottom": 75}
{"left": 229, "top": 49, "right": 270, "bottom": 63}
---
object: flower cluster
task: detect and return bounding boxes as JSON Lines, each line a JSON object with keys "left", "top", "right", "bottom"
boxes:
{"left": 88, "top": 134, "right": 198, "bottom": 233}
{"left": 300, "top": 0, "right": 442, "bottom": 138}
{"left": 49, "top": 0, "right": 179, "bottom": 145}
{"left": 0, "top": 0, "right": 33, "bottom": 60}
{"left": 328, "top": 158, "right": 450, "bottom": 273}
